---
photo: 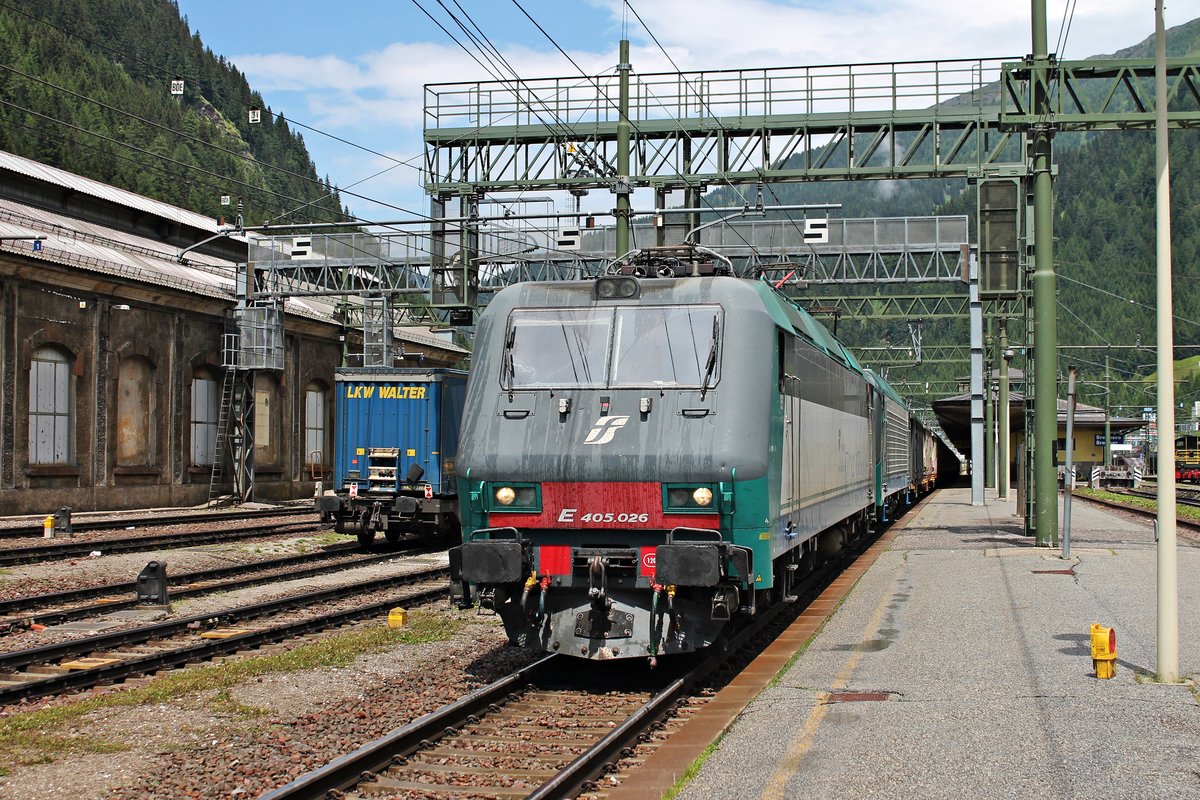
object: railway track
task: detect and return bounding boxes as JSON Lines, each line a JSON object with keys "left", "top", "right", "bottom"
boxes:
{"left": 0, "top": 506, "right": 313, "bottom": 539}
{"left": 0, "top": 518, "right": 325, "bottom": 567}
{"left": 1119, "top": 486, "right": 1200, "bottom": 509}
{"left": 0, "top": 543, "right": 431, "bottom": 631}
{"left": 262, "top": 510, "right": 892, "bottom": 800}
{"left": 1072, "top": 491, "right": 1200, "bottom": 534}
{"left": 0, "top": 565, "right": 449, "bottom": 704}
{"left": 261, "top": 655, "right": 668, "bottom": 800}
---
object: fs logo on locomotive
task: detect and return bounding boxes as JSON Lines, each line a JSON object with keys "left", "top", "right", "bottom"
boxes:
{"left": 583, "top": 415, "right": 630, "bottom": 445}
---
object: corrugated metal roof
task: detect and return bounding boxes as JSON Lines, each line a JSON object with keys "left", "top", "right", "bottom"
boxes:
{"left": 0, "top": 149, "right": 229, "bottom": 234}
{"left": 0, "top": 153, "right": 467, "bottom": 356}
{"left": 0, "top": 201, "right": 235, "bottom": 299}
{"left": 0, "top": 202, "right": 467, "bottom": 354}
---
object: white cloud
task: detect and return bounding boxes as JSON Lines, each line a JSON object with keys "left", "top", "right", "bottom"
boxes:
{"left": 231, "top": 53, "right": 368, "bottom": 91}
{"left": 599, "top": 0, "right": 1185, "bottom": 68}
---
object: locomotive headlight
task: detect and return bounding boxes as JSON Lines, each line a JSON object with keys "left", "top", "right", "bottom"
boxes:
{"left": 665, "top": 484, "right": 717, "bottom": 511}
{"left": 489, "top": 483, "right": 540, "bottom": 510}
{"left": 667, "top": 488, "right": 692, "bottom": 507}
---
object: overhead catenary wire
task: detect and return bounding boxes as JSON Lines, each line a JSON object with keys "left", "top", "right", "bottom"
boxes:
{"left": 0, "top": 63, "right": 360, "bottom": 223}
{"left": 412, "top": 0, "right": 616, "bottom": 175}
{"left": 1058, "top": 273, "right": 1200, "bottom": 329}
{"left": 0, "top": 97, "right": 327, "bottom": 220}
{"left": 413, "top": 0, "right": 753, "bottom": 261}
{"left": 0, "top": 60, "right": 488, "bottom": 228}
{"left": 0, "top": 111, "right": 444, "bottom": 283}
{"left": 0, "top": 61, "right": 590, "bottom": 250}
{"left": 0, "top": 96, "right": 595, "bottom": 277}
{"left": 0, "top": 101, "right": 529, "bottom": 270}
{"left": 621, "top": 0, "right": 758, "bottom": 221}
{"left": 0, "top": 112, "right": 293, "bottom": 228}
{"left": 1054, "top": 0, "right": 1079, "bottom": 61}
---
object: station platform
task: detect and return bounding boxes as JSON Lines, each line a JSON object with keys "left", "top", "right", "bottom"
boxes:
{"left": 671, "top": 487, "right": 1200, "bottom": 799}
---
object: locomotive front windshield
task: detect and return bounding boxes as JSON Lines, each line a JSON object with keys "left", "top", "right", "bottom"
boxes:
{"left": 503, "top": 305, "right": 721, "bottom": 389}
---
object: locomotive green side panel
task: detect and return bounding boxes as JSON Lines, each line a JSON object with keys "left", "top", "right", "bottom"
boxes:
{"left": 723, "top": 344, "right": 784, "bottom": 591}
{"left": 457, "top": 478, "right": 487, "bottom": 544}
{"left": 727, "top": 475, "right": 776, "bottom": 590}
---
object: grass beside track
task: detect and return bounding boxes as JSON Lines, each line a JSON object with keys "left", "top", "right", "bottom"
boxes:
{"left": 1074, "top": 488, "right": 1200, "bottom": 522}
{"left": 0, "top": 612, "right": 461, "bottom": 774}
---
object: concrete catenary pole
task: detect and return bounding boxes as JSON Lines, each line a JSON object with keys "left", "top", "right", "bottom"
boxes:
{"left": 970, "top": 251, "right": 984, "bottom": 506}
{"left": 985, "top": 325, "right": 995, "bottom": 489}
{"left": 1104, "top": 353, "right": 1112, "bottom": 468}
{"left": 1031, "top": 0, "right": 1058, "bottom": 546}
{"left": 999, "top": 319, "right": 1011, "bottom": 499}
{"left": 1154, "top": 0, "right": 1180, "bottom": 684}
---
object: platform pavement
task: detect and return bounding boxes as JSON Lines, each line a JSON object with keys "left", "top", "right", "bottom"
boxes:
{"left": 675, "top": 487, "right": 1200, "bottom": 800}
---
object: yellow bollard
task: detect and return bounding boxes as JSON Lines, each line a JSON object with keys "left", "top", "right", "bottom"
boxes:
{"left": 43, "top": 516, "right": 54, "bottom": 539}
{"left": 1090, "top": 623, "right": 1117, "bottom": 679}
{"left": 387, "top": 608, "right": 408, "bottom": 628}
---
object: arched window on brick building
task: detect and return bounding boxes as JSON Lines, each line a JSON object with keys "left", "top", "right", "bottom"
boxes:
{"left": 190, "top": 367, "right": 220, "bottom": 466}
{"left": 254, "top": 372, "right": 280, "bottom": 467}
{"left": 304, "top": 381, "right": 328, "bottom": 471}
{"left": 117, "top": 357, "right": 155, "bottom": 466}
{"left": 28, "top": 345, "right": 74, "bottom": 465}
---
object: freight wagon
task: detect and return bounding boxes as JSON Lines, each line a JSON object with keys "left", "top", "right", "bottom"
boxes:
{"left": 316, "top": 368, "right": 466, "bottom": 548}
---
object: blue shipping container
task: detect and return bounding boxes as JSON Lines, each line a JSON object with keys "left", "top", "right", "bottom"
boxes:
{"left": 323, "top": 368, "right": 467, "bottom": 546}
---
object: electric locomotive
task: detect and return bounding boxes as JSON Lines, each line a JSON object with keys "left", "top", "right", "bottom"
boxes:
{"left": 449, "top": 273, "right": 922, "bottom": 661}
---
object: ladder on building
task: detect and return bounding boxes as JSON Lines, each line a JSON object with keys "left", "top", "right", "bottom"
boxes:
{"left": 207, "top": 368, "right": 236, "bottom": 507}
{"left": 208, "top": 330, "right": 241, "bottom": 507}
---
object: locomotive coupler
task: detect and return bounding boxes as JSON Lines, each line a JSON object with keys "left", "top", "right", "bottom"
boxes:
{"left": 587, "top": 555, "right": 611, "bottom": 612}
{"left": 710, "top": 586, "right": 737, "bottom": 621}
{"left": 477, "top": 586, "right": 498, "bottom": 612}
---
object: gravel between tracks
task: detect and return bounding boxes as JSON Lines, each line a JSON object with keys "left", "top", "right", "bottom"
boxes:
{"left": 0, "top": 604, "right": 538, "bottom": 799}
{"left": 0, "top": 514, "right": 546, "bottom": 800}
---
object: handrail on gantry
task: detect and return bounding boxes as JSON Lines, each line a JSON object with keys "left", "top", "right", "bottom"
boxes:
{"left": 424, "top": 57, "right": 1015, "bottom": 133}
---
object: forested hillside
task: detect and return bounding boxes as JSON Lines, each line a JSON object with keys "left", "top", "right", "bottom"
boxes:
{"left": 0, "top": 0, "right": 348, "bottom": 225}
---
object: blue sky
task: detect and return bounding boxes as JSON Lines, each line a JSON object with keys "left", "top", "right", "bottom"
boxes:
{"left": 176, "top": 1, "right": 1200, "bottom": 222}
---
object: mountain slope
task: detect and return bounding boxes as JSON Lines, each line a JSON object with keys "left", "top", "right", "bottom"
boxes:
{"left": 0, "top": 0, "right": 348, "bottom": 225}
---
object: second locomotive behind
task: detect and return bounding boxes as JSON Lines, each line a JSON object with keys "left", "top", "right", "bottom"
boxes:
{"left": 449, "top": 272, "right": 937, "bottom": 661}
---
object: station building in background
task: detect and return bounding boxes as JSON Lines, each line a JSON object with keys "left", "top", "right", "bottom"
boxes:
{"left": 0, "top": 150, "right": 463, "bottom": 516}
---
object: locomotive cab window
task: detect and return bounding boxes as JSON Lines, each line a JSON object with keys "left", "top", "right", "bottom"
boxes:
{"left": 504, "top": 309, "right": 610, "bottom": 388}
{"left": 503, "top": 305, "right": 721, "bottom": 389}
{"left": 611, "top": 306, "right": 719, "bottom": 387}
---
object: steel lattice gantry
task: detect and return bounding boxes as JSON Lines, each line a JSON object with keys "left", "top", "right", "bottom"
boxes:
{"left": 247, "top": 214, "right": 969, "bottom": 301}
{"left": 423, "top": 57, "right": 1200, "bottom": 194}
{"left": 422, "top": 46, "right": 1200, "bottom": 549}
